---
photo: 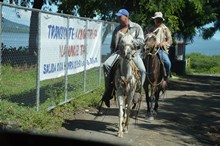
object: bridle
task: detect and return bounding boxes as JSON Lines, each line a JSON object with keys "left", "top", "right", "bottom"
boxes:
{"left": 117, "top": 36, "right": 140, "bottom": 94}
{"left": 144, "top": 34, "right": 163, "bottom": 87}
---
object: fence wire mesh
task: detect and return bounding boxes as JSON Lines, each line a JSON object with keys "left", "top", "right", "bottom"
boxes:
{"left": 0, "top": 3, "right": 117, "bottom": 111}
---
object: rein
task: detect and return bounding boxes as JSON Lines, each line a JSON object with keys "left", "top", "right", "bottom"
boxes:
{"left": 147, "top": 47, "right": 160, "bottom": 56}
{"left": 145, "top": 47, "right": 163, "bottom": 87}
{"left": 118, "top": 58, "right": 140, "bottom": 89}
{"left": 117, "top": 33, "right": 140, "bottom": 94}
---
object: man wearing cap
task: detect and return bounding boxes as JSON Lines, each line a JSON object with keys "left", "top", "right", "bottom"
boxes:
{"left": 145, "top": 11, "right": 173, "bottom": 87}
{"left": 101, "top": 9, "right": 146, "bottom": 107}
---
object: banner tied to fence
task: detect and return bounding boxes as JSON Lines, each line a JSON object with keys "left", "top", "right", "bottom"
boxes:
{"left": 40, "top": 13, "right": 102, "bottom": 81}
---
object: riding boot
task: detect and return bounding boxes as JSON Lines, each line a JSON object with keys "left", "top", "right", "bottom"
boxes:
{"left": 162, "top": 75, "right": 168, "bottom": 90}
{"left": 101, "top": 67, "right": 114, "bottom": 107}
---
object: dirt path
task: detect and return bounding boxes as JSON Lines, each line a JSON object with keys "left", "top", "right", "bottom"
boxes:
{"left": 55, "top": 74, "right": 220, "bottom": 146}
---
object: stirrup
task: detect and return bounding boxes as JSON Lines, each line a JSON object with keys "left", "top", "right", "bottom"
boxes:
{"left": 135, "top": 87, "right": 142, "bottom": 94}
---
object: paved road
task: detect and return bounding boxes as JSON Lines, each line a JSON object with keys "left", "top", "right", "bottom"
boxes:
{"left": 55, "top": 74, "right": 220, "bottom": 146}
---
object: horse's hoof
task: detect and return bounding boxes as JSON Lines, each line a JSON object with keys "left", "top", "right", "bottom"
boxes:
{"left": 123, "top": 129, "right": 128, "bottom": 133}
{"left": 153, "top": 110, "right": 158, "bottom": 115}
{"left": 146, "top": 116, "right": 154, "bottom": 121}
{"left": 117, "top": 132, "right": 123, "bottom": 138}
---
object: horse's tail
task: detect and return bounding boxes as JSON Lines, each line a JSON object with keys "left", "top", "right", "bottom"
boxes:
{"left": 95, "top": 99, "right": 108, "bottom": 119}
{"left": 95, "top": 99, "right": 104, "bottom": 117}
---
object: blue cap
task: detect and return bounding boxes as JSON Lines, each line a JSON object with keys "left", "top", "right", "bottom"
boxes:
{"left": 115, "top": 9, "right": 129, "bottom": 17}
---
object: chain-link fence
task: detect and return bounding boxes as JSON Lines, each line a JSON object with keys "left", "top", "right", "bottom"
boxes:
{"left": 0, "top": 3, "right": 118, "bottom": 111}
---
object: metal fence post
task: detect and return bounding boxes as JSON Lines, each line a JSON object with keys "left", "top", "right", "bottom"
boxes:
{"left": 83, "top": 20, "right": 88, "bottom": 92}
{"left": 0, "top": 3, "right": 2, "bottom": 93}
{"left": 36, "top": 11, "right": 41, "bottom": 112}
{"left": 64, "top": 17, "right": 70, "bottom": 105}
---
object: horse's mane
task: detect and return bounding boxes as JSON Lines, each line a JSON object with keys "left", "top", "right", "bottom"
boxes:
{"left": 145, "top": 33, "right": 157, "bottom": 50}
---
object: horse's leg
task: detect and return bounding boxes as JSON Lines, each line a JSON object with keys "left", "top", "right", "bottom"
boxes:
{"left": 123, "top": 93, "right": 134, "bottom": 134}
{"left": 123, "top": 104, "right": 129, "bottom": 133}
{"left": 146, "top": 94, "right": 150, "bottom": 113}
{"left": 117, "top": 95, "right": 124, "bottom": 138}
{"left": 143, "top": 82, "right": 150, "bottom": 113}
{"left": 148, "top": 87, "right": 156, "bottom": 120}
{"left": 154, "top": 91, "right": 160, "bottom": 114}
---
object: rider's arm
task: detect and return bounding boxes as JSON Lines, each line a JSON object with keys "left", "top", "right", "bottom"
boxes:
{"left": 164, "top": 27, "right": 173, "bottom": 49}
{"left": 131, "top": 23, "right": 145, "bottom": 48}
{"left": 110, "top": 28, "right": 119, "bottom": 54}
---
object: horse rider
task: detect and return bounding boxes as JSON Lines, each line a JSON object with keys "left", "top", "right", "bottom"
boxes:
{"left": 101, "top": 9, "right": 146, "bottom": 107}
{"left": 145, "top": 11, "right": 173, "bottom": 87}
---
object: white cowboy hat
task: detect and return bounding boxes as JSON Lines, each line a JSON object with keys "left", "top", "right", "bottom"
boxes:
{"left": 152, "top": 12, "right": 165, "bottom": 21}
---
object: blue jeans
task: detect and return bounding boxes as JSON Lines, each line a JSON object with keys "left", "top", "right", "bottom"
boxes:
{"left": 158, "top": 49, "right": 171, "bottom": 77}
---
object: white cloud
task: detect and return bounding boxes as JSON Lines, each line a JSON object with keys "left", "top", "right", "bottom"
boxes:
{"left": 212, "top": 31, "right": 220, "bottom": 40}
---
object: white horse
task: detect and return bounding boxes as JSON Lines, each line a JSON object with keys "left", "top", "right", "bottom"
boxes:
{"left": 114, "top": 33, "right": 140, "bottom": 138}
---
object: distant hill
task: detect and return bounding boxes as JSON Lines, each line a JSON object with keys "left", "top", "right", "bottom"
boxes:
{"left": 2, "top": 17, "right": 29, "bottom": 33}
{"left": 186, "top": 35, "right": 220, "bottom": 56}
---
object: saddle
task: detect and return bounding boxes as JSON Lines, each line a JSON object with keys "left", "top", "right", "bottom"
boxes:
{"left": 144, "top": 48, "right": 167, "bottom": 79}
{"left": 111, "top": 58, "right": 141, "bottom": 99}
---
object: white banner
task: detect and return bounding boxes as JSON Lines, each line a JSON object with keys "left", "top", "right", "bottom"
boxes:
{"left": 39, "top": 14, "right": 102, "bottom": 81}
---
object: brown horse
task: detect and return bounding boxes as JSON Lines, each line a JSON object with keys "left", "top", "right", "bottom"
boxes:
{"left": 142, "top": 33, "right": 166, "bottom": 120}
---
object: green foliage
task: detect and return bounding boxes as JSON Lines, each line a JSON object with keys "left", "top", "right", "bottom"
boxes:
{"left": 1, "top": 46, "right": 35, "bottom": 66}
{"left": 52, "top": 0, "right": 220, "bottom": 42}
{"left": 186, "top": 53, "right": 220, "bottom": 74}
{"left": 0, "top": 99, "right": 63, "bottom": 133}
{"left": 5, "top": 0, "right": 220, "bottom": 41}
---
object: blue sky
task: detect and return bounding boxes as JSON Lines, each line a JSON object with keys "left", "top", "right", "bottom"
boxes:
{"left": 211, "top": 30, "right": 220, "bottom": 40}
{"left": 186, "top": 31, "right": 220, "bottom": 55}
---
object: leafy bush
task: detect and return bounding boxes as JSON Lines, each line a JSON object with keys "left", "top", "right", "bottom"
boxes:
{"left": 1, "top": 45, "right": 37, "bottom": 66}
{"left": 186, "top": 53, "right": 220, "bottom": 74}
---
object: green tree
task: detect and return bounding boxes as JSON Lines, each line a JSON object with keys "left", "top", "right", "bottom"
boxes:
{"left": 3, "top": 0, "right": 219, "bottom": 50}
{"left": 200, "top": 0, "right": 220, "bottom": 39}
{"left": 54, "top": 0, "right": 219, "bottom": 42}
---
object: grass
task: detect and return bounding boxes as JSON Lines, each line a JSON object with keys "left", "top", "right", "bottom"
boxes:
{"left": 1, "top": 65, "right": 36, "bottom": 96}
{"left": 0, "top": 99, "right": 63, "bottom": 133}
{"left": 0, "top": 53, "right": 220, "bottom": 134}
{"left": 186, "top": 53, "right": 220, "bottom": 75}
{"left": 0, "top": 64, "right": 104, "bottom": 134}
{"left": 0, "top": 87, "right": 104, "bottom": 134}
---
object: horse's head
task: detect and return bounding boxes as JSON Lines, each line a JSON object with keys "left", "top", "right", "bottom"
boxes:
{"left": 118, "top": 33, "right": 136, "bottom": 59}
{"left": 144, "top": 33, "right": 157, "bottom": 53}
